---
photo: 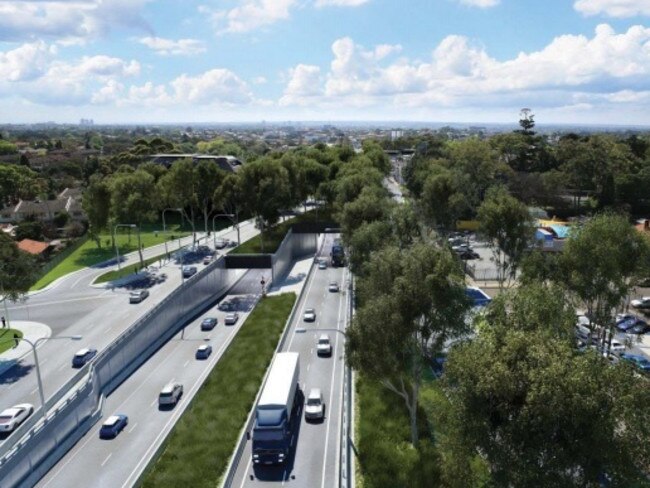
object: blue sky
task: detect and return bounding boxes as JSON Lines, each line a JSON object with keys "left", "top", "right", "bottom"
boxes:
{"left": 1, "top": 0, "right": 650, "bottom": 124}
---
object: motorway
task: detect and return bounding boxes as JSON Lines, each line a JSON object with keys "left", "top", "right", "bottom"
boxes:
{"left": 36, "top": 269, "right": 266, "bottom": 488}
{"left": 229, "top": 233, "right": 349, "bottom": 488}
{"left": 0, "top": 221, "right": 258, "bottom": 443}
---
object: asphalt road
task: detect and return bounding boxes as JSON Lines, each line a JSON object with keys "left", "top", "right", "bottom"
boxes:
{"left": 0, "top": 221, "right": 258, "bottom": 441}
{"left": 36, "top": 268, "right": 267, "bottom": 488}
{"left": 229, "top": 233, "right": 349, "bottom": 488}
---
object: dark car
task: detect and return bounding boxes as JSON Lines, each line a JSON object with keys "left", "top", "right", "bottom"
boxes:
{"left": 182, "top": 266, "right": 198, "bottom": 278}
{"left": 458, "top": 249, "right": 480, "bottom": 260}
{"left": 99, "top": 414, "right": 128, "bottom": 439}
{"left": 72, "top": 348, "right": 98, "bottom": 368}
{"left": 629, "top": 320, "right": 650, "bottom": 335}
{"left": 196, "top": 344, "right": 212, "bottom": 359}
{"left": 620, "top": 353, "right": 650, "bottom": 372}
{"left": 201, "top": 317, "right": 218, "bottom": 331}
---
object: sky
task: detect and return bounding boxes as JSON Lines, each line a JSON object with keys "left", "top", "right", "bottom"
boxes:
{"left": 1, "top": 0, "right": 650, "bottom": 125}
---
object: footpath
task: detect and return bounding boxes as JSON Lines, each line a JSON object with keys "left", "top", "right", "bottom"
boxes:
{"left": 0, "top": 321, "right": 52, "bottom": 376}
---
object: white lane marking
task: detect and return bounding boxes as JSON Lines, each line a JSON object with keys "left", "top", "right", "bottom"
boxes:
{"left": 238, "top": 456, "right": 253, "bottom": 488}
{"left": 58, "top": 364, "right": 67, "bottom": 371}
{"left": 150, "top": 399, "right": 157, "bottom": 407}
{"left": 287, "top": 258, "right": 321, "bottom": 351}
{"left": 71, "top": 274, "right": 88, "bottom": 289}
{"left": 128, "top": 423, "right": 138, "bottom": 433}
{"left": 7, "top": 295, "right": 113, "bottom": 310}
{"left": 183, "top": 360, "right": 190, "bottom": 368}
{"left": 39, "top": 357, "right": 49, "bottom": 365}
{"left": 101, "top": 453, "right": 112, "bottom": 467}
{"left": 310, "top": 348, "right": 314, "bottom": 355}
{"left": 31, "top": 388, "right": 38, "bottom": 395}
{"left": 321, "top": 266, "right": 347, "bottom": 488}
{"left": 307, "top": 364, "right": 310, "bottom": 372}
{"left": 6, "top": 383, "right": 16, "bottom": 390}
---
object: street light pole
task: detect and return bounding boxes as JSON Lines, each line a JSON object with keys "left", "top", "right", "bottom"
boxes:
{"left": 113, "top": 223, "right": 138, "bottom": 272}
{"left": 163, "top": 208, "right": 184, "bottom": 263}
{"left": 212, "top": 213, "right": 239, "bottom": 248}
{"left": 0, "top": 335, "right": 82, "bottom": 418}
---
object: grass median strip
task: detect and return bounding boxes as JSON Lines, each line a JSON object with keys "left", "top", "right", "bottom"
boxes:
{"left": 0, "top": 328, "right": 24, "bottom": 354}
{"left": 141, "top": 292, "right": 296, "bottom": 487}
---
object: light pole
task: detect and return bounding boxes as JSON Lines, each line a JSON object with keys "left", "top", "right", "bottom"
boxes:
{"left": 212, "top": 213, "right": 240, "bottom": 249}
{"left": 0, "top": 335, "right": 82, "bottom": 418}
{"left": 162, "top": 208, "right": 184, "bottom": 262}
{"left": 113, "top": 223, "right": 137, "bottom": 272}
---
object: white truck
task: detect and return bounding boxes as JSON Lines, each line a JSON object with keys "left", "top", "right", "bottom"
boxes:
{"left": 252, "top": 352, "right": 301, "bottom": 465}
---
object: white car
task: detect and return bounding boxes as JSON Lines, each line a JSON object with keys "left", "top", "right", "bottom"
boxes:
{"left": 224, "top": 312, "right": 240, "bottom": 325}
{"left": 304, "top": 388, "right": 324, "bottom": 421}
{"left": 328, "top": 282, "right": 339, "bottom": 293}
{"left": 317, "top": 334, "right": 332, "bottom": 356}
{"left": 318, "top": 259, "right": 327, "bottom": 270}
{"left": 631, "top": 297, "right": 650, "bottom": 310}
{"left": 609, "top": 340, "right": 626, "bottom": 354}
{"left": 303, "top": 308, "right": 316, "bottom": 322}
{"left": 0, "top": 404, "right": 34, "bottom": 433}
{"left": 158, "top": 382, "right": 183, "bottom": 407}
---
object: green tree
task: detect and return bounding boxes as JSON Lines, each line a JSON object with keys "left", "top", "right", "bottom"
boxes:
{"left": 157, "top": 159, "right": 197, "bottom": 240}
{"left": 194, "top": 160, "right": 226, "bottom": 234}
{"left": 83, "top": 175, "right": 112, "bottom": 247}
{"left": 478, "top": 186, "right": 534, "bottom": 289}
{"left": 347, "top": 243, "right": 469, "bottom": 444}
{"left": 0, "top": 233, "right": 36, "bottom": 303}
{"left": 420, "top": 166, "right": 468, "bottom": 233}
{"left": 443, "top": 288, "right": 650, "bottom": 487}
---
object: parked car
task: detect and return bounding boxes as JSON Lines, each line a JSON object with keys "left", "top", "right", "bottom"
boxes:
{"left": 317, "top": 334, "right": 332, "bottom": 356}
{"left": 182, "top": 266, "right": 198, "bottom": 278}
{"left": 196, "top": 344, "right": 212, "bottom": 359}
{"left": 631, "top": 297, "right": 650, "bottom": 309}
{"left": 328, "top": 282, "right": 339, "bottom": 293}
{"left": 609, "top": 340, "right": 626, "bottom": 354}
{"left": 224, "top": 312, "right": 239, "bottom": 325}
{"left": 629, "top": 320, "right": 650, "bottom": 335}
{"left": 158, "top": 383, "right": 183, "bottom": 407}
{"left": 304, "top": 388, "right": 324, "bottom": 421}
{"left": 303, "top": 308, "right": 316, "bottom": 322}
{"left": 201, "top": 317, "right": 218, "bottom": 331}
{"left": 99, "top": 414, "right": 128, "bottom": 439}
{"left": 458, "top": 249, "right": 480, "bottom": 260}
{"left": 129, "top": 290, "right": 150, "bottom": 304}
{"left": 72, "top": 348, "right": 98, "bottom": 368}
{"left": 616, "top": 316, "right": 640, "bottom": 332}
{"left": 620, "top": 353, "right": 650, "bottom": 372}
{"left": 0, "top": 404, "right": 34, "bottom": 433}
{"left": 318, "top": 259, "right": 327, "bottom": 270}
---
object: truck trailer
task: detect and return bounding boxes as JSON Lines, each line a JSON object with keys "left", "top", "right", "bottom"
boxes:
{"left": 252, "top": 352, "right": 301, "bottom": 465}
{"left": 331, "top": 238, "right": 345, "bottom": 267}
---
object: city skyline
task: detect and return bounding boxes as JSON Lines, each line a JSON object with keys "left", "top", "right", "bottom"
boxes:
{"left": 1, "top": 0, "right": 650, "bottom": 124}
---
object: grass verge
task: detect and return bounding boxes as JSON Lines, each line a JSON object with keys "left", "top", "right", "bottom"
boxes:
{"left": 0, "top": 329, "right": 24, "bottom": 354}
{"left": 141, "top": 292, "right": 296, "bottom": 487}
{"left": 93, "top": 252, "right": 168, "bottom": 284}
{"left": 30, "top": 223, "right": 193, "bottom": 291}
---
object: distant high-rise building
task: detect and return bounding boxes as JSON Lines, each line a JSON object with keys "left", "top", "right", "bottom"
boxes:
{"left": 391, "top": 130, "right": 403, "bottom": 141}
{"left": 79, "top": 118, "right": 94, "bottom": 126}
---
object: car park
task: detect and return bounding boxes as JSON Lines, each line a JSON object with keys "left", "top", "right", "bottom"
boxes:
{"left": 182, "top": 266, "right": 198, "bottom": 278}
{"left": 72, "top": 348, "right": 98, "bottom": 368}
{"left": 317, "top": 335, "right": 332, "bottom": 356}
{"left": 99, "top": 414, "right": 128, "bottom": 439}
{"left": 304, "top": 388, "right": 324, "bottom": 421}
{"left": 328, "top": 282, "right": 339, "bottom": 292}
{"left": 631, "top": 297, "right": 650, "bottom": 309}
{"left": 224, "top": 312, "right": 239, "bottom": 325}
{"left": 303, "top": 308, "right": 316, "bottom": 322}
{"left": 129, "top": 289, "right": 150, "bottom": 304}
{"left": 158, "top": 383, "right": 183, "bottom": 407}
{"left": 196, "top": 344, "right": 212, "bottom": 359}
{"left": 0, "top": 404, "right": 34, "bottom": 433}
{"left": 201, "top": 317, "right": 218, "bottom": 331}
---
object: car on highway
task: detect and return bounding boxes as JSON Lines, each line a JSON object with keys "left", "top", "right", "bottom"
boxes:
{"left": 317, "top": 334, "right": 332, "bottom": 356}
{"left": 0, "top": 404, "right": 34, "bottom": 433}
{"left": 318, "top": 259, "right": 327, "bottom": 270}
{"left": 196, "top": 344, "right": 212, "bottom": 359}
{"left": 201, "top": 317, "right": 218, "bottom": 331}
{"left": 214, "top": 239, "right": 227, "bottom": 249}
{"left": 72, "top": 348, "right": 98, "bottom": 368}
{"left": 224, "top": 312, "right": 239, "bottom": 325}
{"left": 620, "top": 353, "right": 650, "bottom": 372}
{"left": 99, "top": 414, "right": 128, "bottom": 439}
{"left": 303, "top": 308, "right": 316, "bottom": 322}
{"left": 182, "top": 266, "right": 198, "bottom": 278}
{"left": 203, "top": 255, "right": 214, "bottom": 265}
{"left": 129, "top": 289, "right": 150, "bottom": 304}
{"left": 631, "top": 297, "right": 650, "bottom": 310}
{"left": 328, "top": 282, "right": 339, "bottom": 292}
{"left": 158, "top": 382, "right": 183, "bottom": 407}
{"left": 304, "top": 388, "right": 324, "bottom": 421}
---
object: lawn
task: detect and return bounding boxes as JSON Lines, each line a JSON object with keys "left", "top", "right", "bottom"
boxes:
{"left": 93, "top": 252, "right": 168, "bottom": 284}
{"left": 141, "top": 293, "right": 296, "bottom": 488}
{"left": 0, "top": 328, "right": 24, "bottom": 354}
{"left": 30, "top": 223, "right": 193, "bottom": 291}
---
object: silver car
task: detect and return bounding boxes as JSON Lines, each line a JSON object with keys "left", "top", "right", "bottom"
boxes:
{"left": 158, "top": 383, "right": 183, "bottom": 407}
{"left": 0, "top": 404, "right": 34, "bottom": 433}
{"left": 305, "top": 388, "right": 324, "bottom": 421}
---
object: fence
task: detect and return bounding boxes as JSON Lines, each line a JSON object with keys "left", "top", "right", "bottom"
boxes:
{"left": 339, "top": 274, "right": 354, "bottom": 488}
{"left": 32, "top": 235, "right": 89, "bottom": 284}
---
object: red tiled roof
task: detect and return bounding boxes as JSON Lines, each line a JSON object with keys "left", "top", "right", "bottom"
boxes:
{"left": 17, "top": 239, "right": 50, "bottom": 255}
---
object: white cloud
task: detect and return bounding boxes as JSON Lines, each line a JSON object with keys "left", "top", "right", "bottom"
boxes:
{"left": 170, "top": 69, "right": 253, "bottom": 104}
{"left": 138, "top": 37, "right": 207, "bottom": 56}
{"left": 280, "top": 64, "right": 322, "bottom": 105}
{"left": 574, "top": 0, "right": 650, "bottom": 17}
{"left": 252, "top": 76, "right": 268, "bottom": 84}
{"left": 0, "top": 41, "right": 56, "bottom": 82}
{"left": 0, "top": 0, "right": 152, "bottom": 42}
{"left": 455, "top": 0, "right": 500, "bottom": 8}
{"left": 315, "top": 0, "right": 370, "bottom": 7}
{"left": 210, "top": 0, "right": 297, "bottom": 34}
